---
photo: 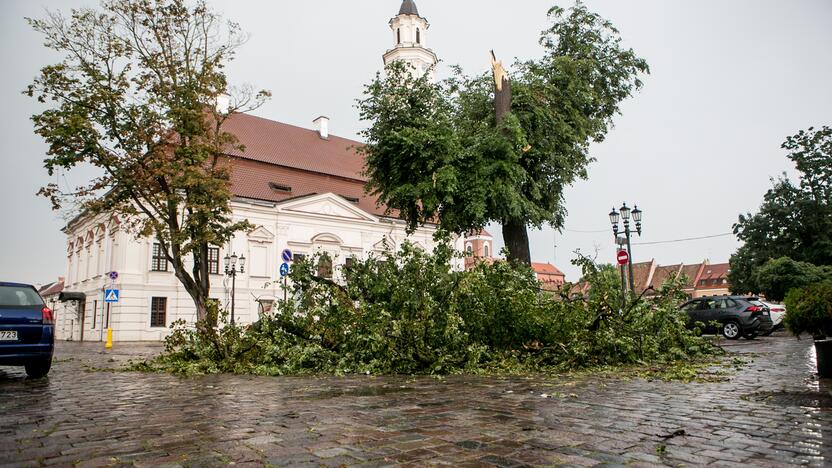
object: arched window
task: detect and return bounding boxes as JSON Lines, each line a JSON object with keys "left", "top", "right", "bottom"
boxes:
{"left": 484, "top": 244, "right": 489, "bottom": 257}
{"left": 397, "top": 28, "right": 401, "bottom": 44}
{"left": 466, "top": 243, "right": 473, "bottom": 255}
{"left": 416, "top": 28, "right": 421, "bottom": 44}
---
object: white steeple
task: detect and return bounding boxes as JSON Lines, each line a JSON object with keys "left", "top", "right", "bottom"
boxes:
{"left": 383, "top": 0, "right": 438, "bottom": 81}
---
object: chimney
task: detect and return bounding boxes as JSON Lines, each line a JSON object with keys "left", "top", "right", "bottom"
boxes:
{"left": 313, "top": 116, "right": 330, "bottom": 140}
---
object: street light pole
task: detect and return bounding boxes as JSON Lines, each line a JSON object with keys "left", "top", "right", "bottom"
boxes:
{"left": 610, "top": 203, "right": 643, "bottom": 295}
{"left": 224, "top": 252, "right": 246, "bottom": 325}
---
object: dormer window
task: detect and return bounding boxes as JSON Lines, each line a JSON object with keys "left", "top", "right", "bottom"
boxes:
{"left": 269, "top": 182, "right": 292, "bottom": 193}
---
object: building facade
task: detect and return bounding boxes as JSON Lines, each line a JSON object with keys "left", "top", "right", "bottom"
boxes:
{"left": 60, "top": 193, "right": 446, "bottom": 342}
{"left": 56, "top": 1, "right": 465, "bottom": 342}
{"left": 621, "top": 260, "right": 731, "bottom": 298}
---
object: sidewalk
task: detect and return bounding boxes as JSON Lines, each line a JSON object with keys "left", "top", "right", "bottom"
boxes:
{"left": 1, "top": 332, "right": 830, "bottom": 466}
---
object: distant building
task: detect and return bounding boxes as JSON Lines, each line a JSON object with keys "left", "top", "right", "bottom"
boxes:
{"left": 531, "top": 263, "right": 566, "bottom": 291}
{"left": 463, "top": 229, "right": 494, "bottom": 270}
{"left": 693, "top": 263, "right": 731, "bottom": 297}
{"left": 626, "top": 260, "right": 730, "bottom": 297}
{"left": 570, "top": 260, "right": 732, "bottom": 299}
{"left": 462, "top": 230, "right": 567, "bottom": 291}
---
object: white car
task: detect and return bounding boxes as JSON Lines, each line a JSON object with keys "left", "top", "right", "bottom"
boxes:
{"left": 762, "top": 302, "right": 786, "bottom": 335}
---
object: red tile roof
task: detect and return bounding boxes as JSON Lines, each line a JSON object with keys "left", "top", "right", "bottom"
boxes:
{"left": 679, "top": 263, "right": 705, "bottom": 289}
{"left": 222, "top": 113, "right": 400, "bottom": 217}
{"left": 229, "top": 158, "right": 390, "bottom": 217}
{"left": 223, "top": 113, "right": 366, "bottom": 182}
{"left": 630, "top": 260, "right": 655, "bottom": 292}
{"left": 700, "top": 263, "right": 730, "bottom": 280}
{"left": 467, "top": 229, "right": 492, "bottom": 238}
{"left": 532, "top": 262, "right": 565, "bottom": 277}
{"left": 650, "top": 264, "right": 682, "bottom": 289}
{"left": 39, "top": 280, "right": 64, "bottom": 297}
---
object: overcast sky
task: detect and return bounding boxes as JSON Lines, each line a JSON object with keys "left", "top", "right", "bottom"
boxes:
{"left": 2, "top": 0, "right": 831, "bottom": 284}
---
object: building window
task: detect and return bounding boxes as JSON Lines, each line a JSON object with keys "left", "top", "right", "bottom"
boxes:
{"left": 249, "top": 245, "right": 268, "bottom": 277}
{"left": 92, "top": 300, "right": 97, "bottom": 329}
{"left": 258, "top": 299, "right": 274, "bottom": 315}
{"left": 345, "top": 257, "right": 355, "bottom": 269}
{"left": 151, "top": 243, "right": 168, "bottom": 272}
{"left": 466, "top": 244, "right": 473, "bottom": 255}
{"left": 294, "top": 254, "right": 306, "bottom": 264}
{"left": 317, "top": 257, "right": 333, "bottom": 279}
{"left": 150, "top": 297, "right": 167, "bottom": 328}
{"left": 397, "top": 28, "right": 401, "bottom": 44}
{"left": 208, "top": 247, "right": 220, "bottom": 274}
{"left": 484, "top": 244, "right": 489, "bottom": 257}
{"left": 416, "top": 28, "right": 420, "bottom": 44}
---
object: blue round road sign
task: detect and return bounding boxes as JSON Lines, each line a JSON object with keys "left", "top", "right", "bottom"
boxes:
{"left": 281, "top": 249, "right": 293, "bottom": 262}
{"left": 280, "top": 262, "right": 290, "bottom": 277}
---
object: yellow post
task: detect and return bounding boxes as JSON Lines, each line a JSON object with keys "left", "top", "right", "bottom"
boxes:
{"left": 105, "top": 327, "right": 113, "bottom": 349}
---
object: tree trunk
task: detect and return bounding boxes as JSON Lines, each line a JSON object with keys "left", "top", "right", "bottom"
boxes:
{"left": 492, "top": 51, "right": 531, "bottom": 266}
{"left": 502, "top": 218, "right": 532, "bottom": 265}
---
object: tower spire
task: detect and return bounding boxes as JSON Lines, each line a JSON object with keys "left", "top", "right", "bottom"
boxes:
{"left": 383, "top": 0, "right": 438, "bottom": 80}
{"left": 399, "top": 0, "right": 419, "bottom": 16}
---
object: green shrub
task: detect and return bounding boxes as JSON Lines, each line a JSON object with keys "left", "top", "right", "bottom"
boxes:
{"left": 784, "top": 281, "right": 832, "bottom": 339}
{"left": 134, "top": 241, "right": 716, "bottom": 376}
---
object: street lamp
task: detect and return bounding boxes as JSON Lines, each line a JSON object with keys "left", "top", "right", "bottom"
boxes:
{"left": 224, "top": 252, "right": 246, "bottom": 325}
{"left": 609, "top": 203, "right": 643, "bottom": 294}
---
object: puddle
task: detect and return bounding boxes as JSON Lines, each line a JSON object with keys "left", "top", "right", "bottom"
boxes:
{"left": 299, "top": 385, "right": 416, "bottom": 400}
{"left": 748, "top": 391, "right": 832, "bottom": 408}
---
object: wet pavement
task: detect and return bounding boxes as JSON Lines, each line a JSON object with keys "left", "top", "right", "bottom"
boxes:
{"left": 1, "top": 333, "right": 831, "bottom": 467}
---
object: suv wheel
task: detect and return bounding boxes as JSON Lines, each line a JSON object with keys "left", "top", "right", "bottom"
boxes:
{"left": 24, "top": 357, "right": 52, "bottom": 379}
{"left": 722, "top": 321, "right": 741, "bottom": 340}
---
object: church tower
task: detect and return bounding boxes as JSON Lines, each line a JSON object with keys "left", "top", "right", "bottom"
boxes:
{"left": 383, "top": 0, "right": 438, "bottom": 80}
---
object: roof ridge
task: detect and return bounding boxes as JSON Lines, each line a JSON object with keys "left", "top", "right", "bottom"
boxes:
{"left": 229, "top": 112, "right": 364, "bottom": 146}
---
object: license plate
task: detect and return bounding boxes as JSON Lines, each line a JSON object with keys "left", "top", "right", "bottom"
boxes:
{"left": 0, "top": 330, "right": 18, "bottom": 341}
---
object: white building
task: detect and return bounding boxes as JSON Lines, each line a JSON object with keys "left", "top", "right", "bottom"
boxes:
{"left": 383, "top": 0, "right": 438, "bottom": 80}
{"left": 56, "top": 0, "right": 461, "bottom": 342}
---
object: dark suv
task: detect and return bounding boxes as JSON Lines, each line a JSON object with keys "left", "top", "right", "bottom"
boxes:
{"left": 0, "top": 282, "right": 55, "bottom": 377}
{"left": 680, "top": 296, "right": 773, "bottom": 340}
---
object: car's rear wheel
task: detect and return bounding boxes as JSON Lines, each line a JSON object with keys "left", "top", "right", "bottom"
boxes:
{"left": 24, "top": 357, "right": 52, "bottom": 378}
{"left": 722, "top": 321, "right": 742, "bottom": 340}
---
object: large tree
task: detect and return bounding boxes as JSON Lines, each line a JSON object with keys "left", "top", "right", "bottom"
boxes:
{"left": 729, "top": 126, "right": 832, "bottom": 294}
{"left": 357, "top": 3, "right": 648, "bottom": 263}
{"left": 26, "top": 0, "right": 269, "bottom": 331}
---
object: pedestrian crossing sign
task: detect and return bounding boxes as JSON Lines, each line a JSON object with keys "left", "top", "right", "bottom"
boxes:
{"left": 104, "top": 289, "right": 120, "bottom": 303}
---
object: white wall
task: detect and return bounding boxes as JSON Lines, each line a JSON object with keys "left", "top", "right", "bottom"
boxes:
{"left": 58, "top": 193, "right": 462, "bottom": 342}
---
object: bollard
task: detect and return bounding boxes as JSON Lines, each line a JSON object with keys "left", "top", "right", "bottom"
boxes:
{"left": 105, "top": 327, "right": 113, "bottom": 349}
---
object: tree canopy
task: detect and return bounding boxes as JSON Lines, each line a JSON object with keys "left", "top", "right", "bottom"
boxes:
{"left": 357, "top": 3, "right": 648, "bottom": 263}
{"left": 729, "top": 126, "right": 832, "bottom": 296}
{"left": 27, "top": 0, "right": 269, "bottom": 330}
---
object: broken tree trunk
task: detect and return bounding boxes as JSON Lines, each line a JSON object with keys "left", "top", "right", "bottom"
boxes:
{"left": 491, "top": 50, "right": 531, "bottom": 265}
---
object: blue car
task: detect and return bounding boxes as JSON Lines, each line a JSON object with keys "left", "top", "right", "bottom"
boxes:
{"left": 0, "top": 282, "right": 55, "bottom": 378}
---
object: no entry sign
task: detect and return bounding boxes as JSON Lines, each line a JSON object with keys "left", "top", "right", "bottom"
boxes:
{"left": 617, "top": 249, "right": 630, "bottom": 265}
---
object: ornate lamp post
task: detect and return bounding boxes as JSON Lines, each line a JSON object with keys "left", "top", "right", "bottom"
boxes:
{"left": 609, "top": 203, "right": 643, "bottom": 294}
{"left": 224, "top": 252, "right": 246, "bottom": 325}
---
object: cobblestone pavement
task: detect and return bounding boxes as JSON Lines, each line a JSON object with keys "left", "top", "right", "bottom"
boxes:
{"left": 2, "top": 333, "right": 831, "bottom": 467}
